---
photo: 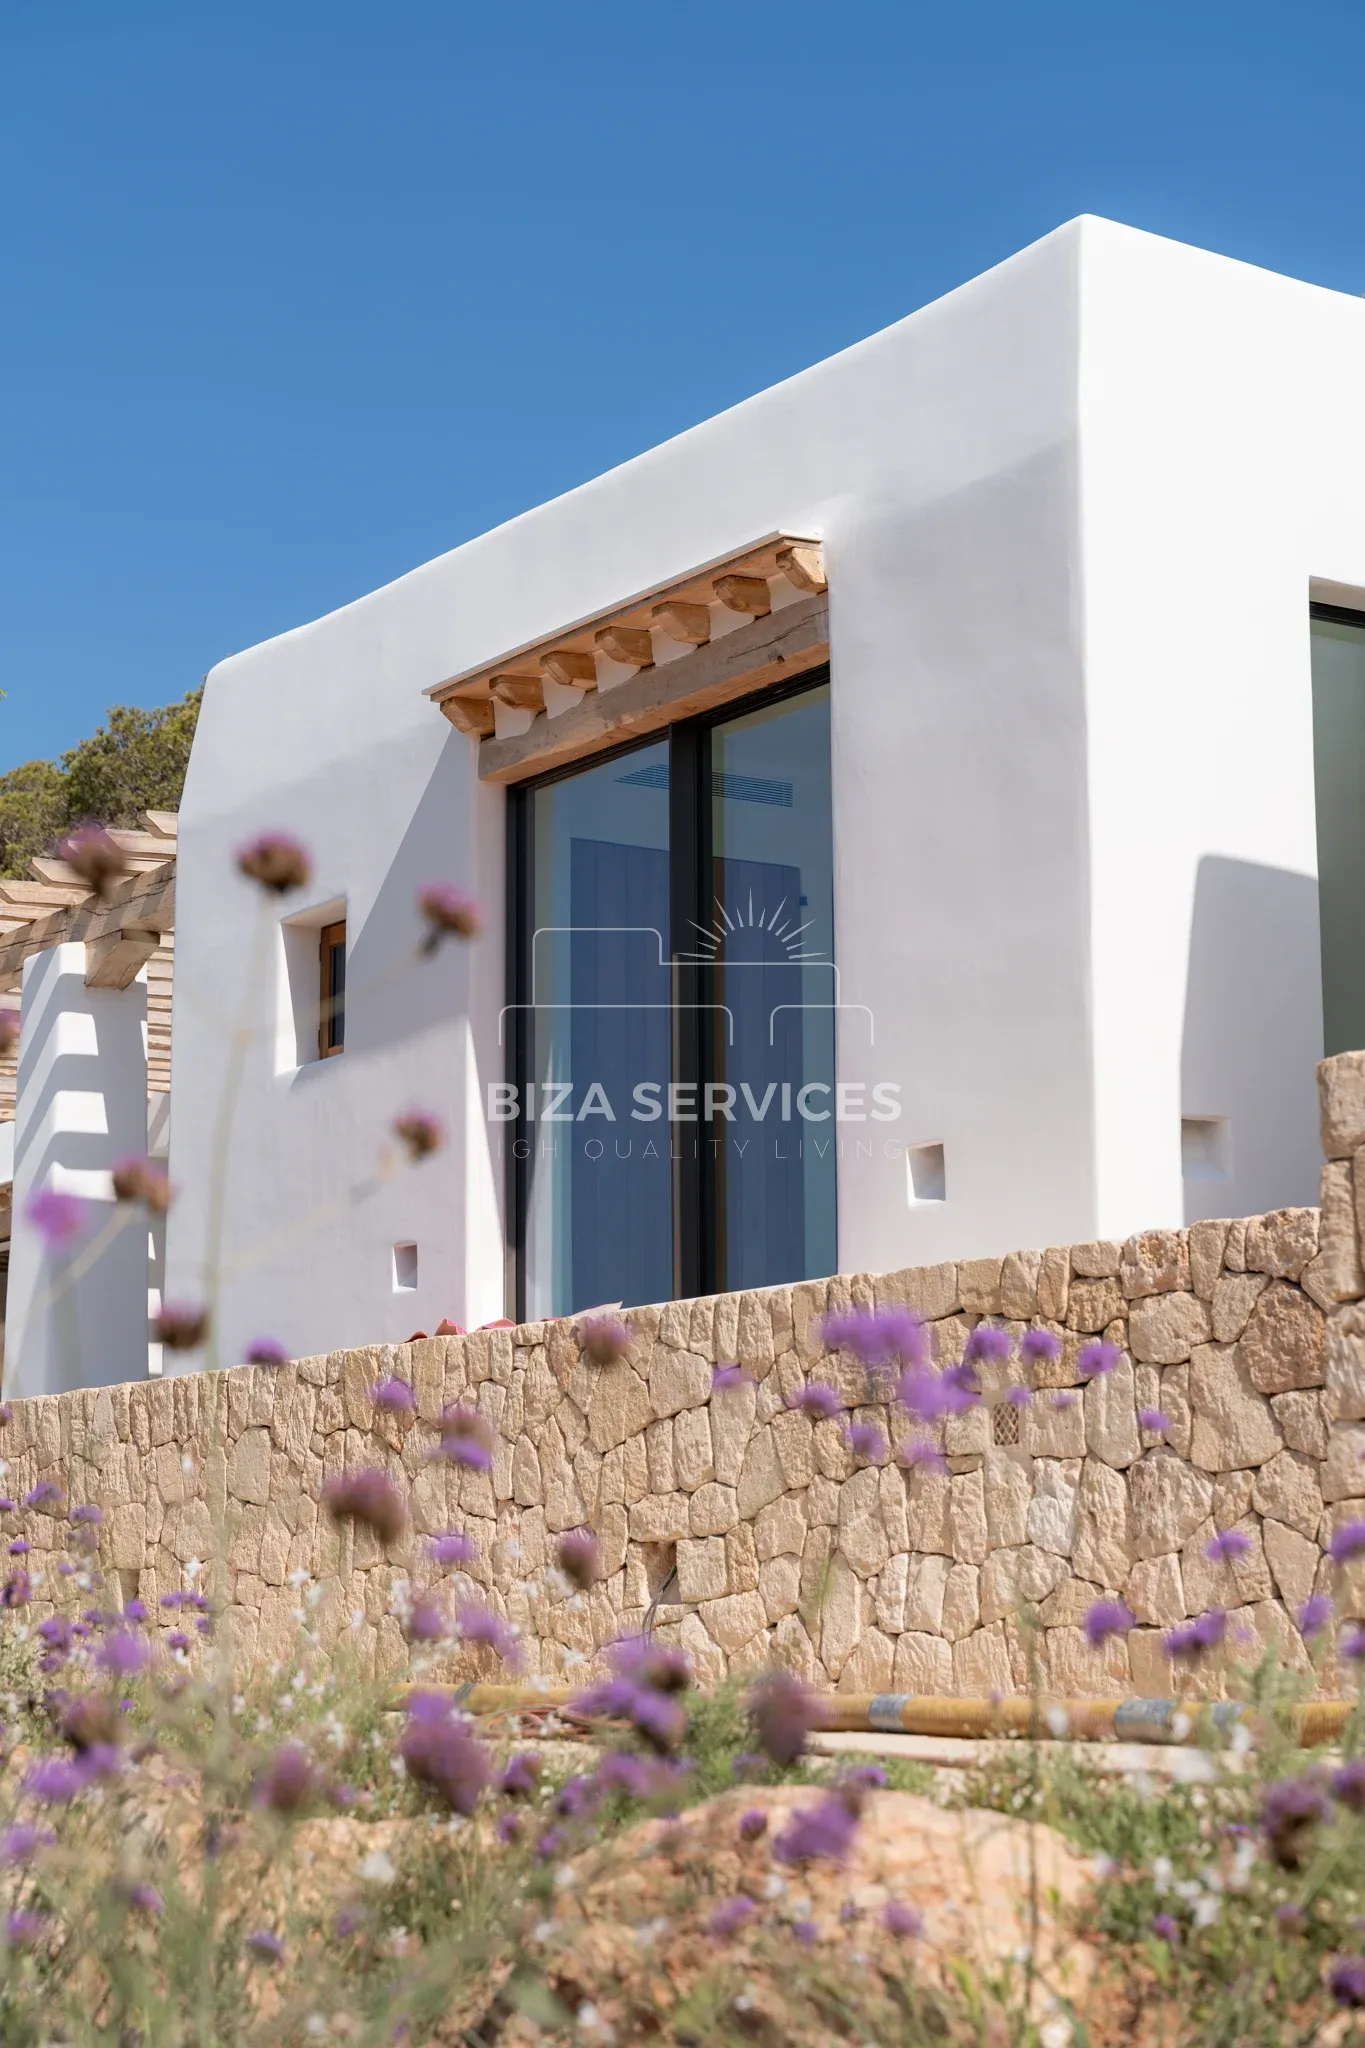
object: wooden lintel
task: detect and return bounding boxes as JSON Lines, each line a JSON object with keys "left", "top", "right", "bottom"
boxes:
{"left": 777, "top": 543, "right": 827, "bottom": 594}
{"left": 85, "top": 930, "right": 160, "bottom": 991}
{"left": 477, "top": 592, "right": 828, "bottom": 785}
{"left": 0, "top": 861, "right": 175, "bottom": 992}
{"left": 540, "top": 649, "right": 598, "bottom": 688}
{"left": 594, "top": 625, "right": 654, "bottom": 669}
{"left": 651, "top": 599, "right": 711, "bottom": 645}
{"left": 712, "top": 573, "right": 772, "bottom": 617}
{"left": 444, "top": 695, "right": 496, "bottom": 737}
{"left": 490, "top": 673, "right": 544, "bottom": 712}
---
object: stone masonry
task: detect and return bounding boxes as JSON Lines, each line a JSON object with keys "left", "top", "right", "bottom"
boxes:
{"left": 8, "top": 1052, "right": 1365, "bottom": 1699}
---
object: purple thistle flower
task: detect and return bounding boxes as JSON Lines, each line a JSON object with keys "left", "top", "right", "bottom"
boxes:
{"left": 400, "top": 1693, "right": 492, "bottom": 1814}
{"left": 37, "top": 1616, "right": 75, "bottom": 1653}
{"left": 4, "top": 1910, "right": 47, "bottom": 1950}
{"left": 1333, "top": 1759, "right": 1365, "bottom": 1812}
{"left": 7, "top": 1540, "right": 28, "bottom": 1557}
{"left": 1137, "top": 1408, "right": 1171, "bottom": 1434}
{"left": 236, "top": 833, "right": 311, "bottom": 893}
{"left": 245, "top": 1928, "right": 285, "bottom": 1962}
{"left": 1164, "top": 1609, "right": 1227, "bottom": 1660}
{"left": 1205, "top": 1528, "right": 1253, "bottom": 1565}
{"left": 738, "top": 1807, "right": 767, "bottom": 1842}
{"left": 709, "top": 1897, "right": 755, "bottom": 1938}
{"left": 896, "top": 1363, "right": 973, "bottom": 1425}
{"left": 254, "top": 1743, "right": 318, "bottom": 1815}
{"left": 24, "top": 1481, "right": 63, "bottom": 1510}
{"left": 1004, "top": 1384, "right": 1032, "bottom": 1408}
{"left": 245, "top": 1337, "right": 290, "bottom": 1366}
{"left": 26, "top": 1187, "right": 87, "bottom": 1251}
{"left": 498, "top": 1753, "right": 542, "bottom": 1799}
{"left": 496, "top": 1811, "right": 521, "bottom": 1844}
{"left": 435, "top": 1402, "right": 495, "bottom": 1472}
{"left": 1084, "top": 1599, "right": 1135, "bottom": 1647}
{"left": 0, "top": 1823, "right": 45, "bottom": 1865}
{"left": 535, "top": 1826, "right": 567, "bottom": 1860}
{"left": 577, "top": 1314, "right": 632, "bottom": 1366}
{"left": 457, "top": 1600, "right": 521, "bottom": 1666}
{"left": 773, "top": 1792, "right": 859, "bottom": 1865}
{"left": 846, "top": 1419, "right": 887, "bottom": 1463}
{"left": 372, "top": 1377, "right": 416, "bottom": 1415}
{"left": 749, "top": 1670, "right": 819, "bottom": 1767}
{"left": 24, "top": 1756, "right": 89, "bottom": 1803}
{"left": 884, "top": 1900, "right": 923, "bottom": 1938}
{"left": 1342, "top": 1625, "right": 1365, "bottom": 1661}
{"left": 2, "top": 1572, "right": 31, "bottom": 1608}
{"left": 1020, "top": 1328, "right": 1063, "bottom": 1367}
{"left": 593, "top": 1750, "right": 654, "bottom": 1799}
{"left": 69, "top": 1503, "right": 102, "bottom": 1526}
{"left": 155, "top": 1302, "right": 209, "bottom": 1350}
{"left": 124, "top": 1882, "right": 163, "bottom": 1915}
{"left": 167, "top": 1631, "right": 191, "bottom": 1654}
{"left": 963, "top": 1323, "right": 1012, "bottom": 1366}
{"left": 1077, "top": 1340, "right": 1121, "bottom": 1378}
{"left": 823, "top": 1306, "right": 929, "bottom": 1371}
{"left": 428, "top": 1530, "right": 477, "bottom": 1567}
{"left": 417, "top": 882, "right": 482, "bottom": 947}
{"left": 711, "top": 1364, "right": 754, "bottom": 1393}
{"left": 0, "top": 1501, "right": 13, "bottom": 1515}
{"left": 97, "top": 1629, "right": 149, "bottom": 1679}
{"left": 556, "top": 1527, "right": 601, "bottom": 1591}
{"left": 791, "top": 1918, "right": 817, "bottom": 1947}
{"left": 1331, "top": 1958, "right": 1365, "bottom": 2009}
{"left": 393, "top": 1111, "right": 444, "bottom": 1163}
{"left": 1151, "top": 1913, "right": 1180, "bottom": 1945}
{"left": 321, "top": 1467, "right": 408, "bottom": 1543}
{"left": 1330, "top": 1520, "right": 1365, "bottom": 1566}
{"left": 897, "top": 1437, "right": 947, "bottom": 1474}
{"left": 407, "top": 1593, "right": 449, "bottom": 1643}
{"left": 1261, "top": 1774, "right": 1331, "bottom": 1869}
{"left": 123, "top": 1598, "right": 148, "bottom": 1622}
{"left": 1299, "top": 1593, "right": 1334, "bottom": 1637}
{"left": 787, "top": 1381, "right": 842, "bottom": 1420}
{"left": 1052, "top": 1391, "right": 1078, "bottom": 1410}
{"left": 1276, "top": 1903, "right": 1306, "bottom": 1934}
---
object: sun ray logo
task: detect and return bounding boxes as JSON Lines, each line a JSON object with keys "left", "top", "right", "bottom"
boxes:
{"left": 684, "top": 891, "right": 828, "bottom": 965}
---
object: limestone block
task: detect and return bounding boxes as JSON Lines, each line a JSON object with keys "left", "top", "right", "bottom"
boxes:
{"left": 108, "top": 1503, "right": 146, "bottom": 1571}
{"left": 806, "top": 1475, "right": 840, "bottom": 1525}
{"left": 904, "top": 1552, "right": 950, "bottom": 1633}
{"left": 1066, "top": 1278, "right": 1125, "bottom": 1334}
{"left": 837, "top": 1625, "right": 896, "bottom": 1693}
{"left": 712, "top": 1294, "right": 740, "bottom": 1362}
{"left": 1027, "top": 1460, "right": 1079, "bottom": 1557}
{"left": 759, "top": 1552, "right": 801, "bottom": 1624}
{"left": 1070, "top": 1241, "right": 1122, "bottom": 1279}
{"left": 649, "top": 1349, "right": 712, "bottom": 1420}
{"left": 1319, "top": 1050, "right": 1365, "bottom": 1159}
{"left": 999, "top": 1250, "right": 1042, "bottom": 1319}
{"left": 949, "top": 1467, "right": 988, "bottom": 1565}
{"left": 644, "top": 1419, "right": 674, "bottom": 1495}
{"left": 673, "top": 1407, "right": 715, "bottom": 1492}
{"left": 676, "top": 1611, "right": 726, "bottom": 1687}
{"left": 1327, "top": 1304, "right": 1365, "bottom": 1420}
{"left": 228, "top": 1428, "right": 272, "bottom": 1507}
{"left": 1189, "top": 1343, "right": 1283, "bottom": 1471}
{"left": 724, "top": 1521, "right": 758, "bottom": 1595}
{"left": 1129, "top": 1293, "right": 1211, "bottom": 1366}
{"left": 983, "top": 1449, "right": 1032, "bottom": 1549}
{"left": 754, "top": 1492, "right": 807, "bottom": 1560}
{"left": 979, "top": 1545, "right": 1066, "bottom": 1624}
{"left": 958, "top": 1257, "right": 1003, "bottom": 1316}
{"left": 1073, "top": 1457, "right": 1130, "bottom": 1587}
{"left": 736, "top": 1427, "right": 786, "bottom": 1519}
{"left": 572, "top": 1443, "right": 602, "bottom": 1519}
{"left": 893, "top": 1629, "right": 953, "bottom": 1692}
{"left": 770, "top": 1611, "right": 819, "bottom": 1680}
{"left": 1323, "top": 1424, "right": 1365, "bottom": 1502}
{"left": 838, "top": 1465, "right": 889, "bottom": 1577}
{"left": 876, "top": 1261, "right": 958, "bottom": 1321}
{"left": 1304, "top": 1162, "right": 1364, "bottom": 1307}
{"left": 770, "top": 1408, "right": 814, "bottom": 1491}
{"left": 628, "top": 1493, "right": 690, "bottom": 1542}
{"left": 688, "top": 1483, "right": 739, "bottom": 1536}
{"left": 878, "top": 1466, "right": 910, "bottom": 1552}
{"left": 1020, "top": 1393, "right": 1086, "bottom": 1460}
{"left": 1181, "top": 1516, "right": 1272, "bottom": 1610}
{"left": 1238, "top": 1283, "right": 1325, "bottom": 1395}
{"left": 1326, "top": 1503, "right": 1365, "bottom": 1621}
{"left": 1227, "top": 1598, "right": 1309, "bottom": 1674}
{"left": 1125, "top": 1628, "right": 1173, "bottom": 1698}
{"left": 688, "top": 1294, "right": 718, "bottom": 1355}
{"left": 1210, "top": 1273, "right": 1270, "bottom": 1344}
{"left": 1125, "top": 1552, "right": 1185, "bottom": 1626}
{"left": 1262, "top": 1518, "right": 1319, "bottom": 1613}
{"left": 1252, "top": 1449, "right": 1325, "bottom": 1533}
{"left": 1128, "top": 1451, "right": 1213, "bottom": 1559}
{"left": 944, "top": 1404, "right": 991, "bottom": 1457}
{"left": 1213, "top": 1470, "right": 1254, "bottom": 1527}
{"left": 1084, "top": 1355, "right": 1139, "bottom": 1469}
{"left": 1265, "top": 1391, "right": 1327, "bottom": 1462}
{"left": 710, "top": 1378, "right": 757, "bottom": 1486}
{"left": 952, "top": 1623, "right": 1012, "bottom": 1695}
{"left": 1189, "top": 1220, "right": 1231, "bottom": 1302}
{"left": 817, "top": 1552, "right": 863, "bottom": 1677}
{"left": 1044, "top": 1624, "right": 1130, "bottom": 1696}
{"left": 596, "top": 1502, "right": 628, "bottom": 1579}
{"left": 622, "top": 1432, "right": 649, "bottom": 1504}
{"left": 677, "top": 1536, "right": 727, "bottom": 1603}
{"left": 1245, "top": 1208, "right": 1319, "bottom": 1282}
{"left": 875, "top": 1552, "right": 909, "bottom": 1632}
{"left": 1160, "top": 1364, "right": 1193, "bottom": 1459}
{"left": 1037, "top": 1576, "right": 1102, "bottom": 1627}
{"left": 931, "top": 1315, "right": 969, "bottom": 1367}
{"left": 588, "top": 1363, "right": 654, "bottom": 1451}
{"left": 511, "top": 1437, "right": 542, "bottom": 1507}
{"left": 1036, "top": 1248, "right": 1070, "bottom": 1323}
{"left": 1120, "top": 1230, "right": 1190, "bottom": 1301}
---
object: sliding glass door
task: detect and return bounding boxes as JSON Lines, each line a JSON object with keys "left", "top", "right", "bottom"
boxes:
{"left": 509, "top": 674, "right": 834, "bottom": 1318}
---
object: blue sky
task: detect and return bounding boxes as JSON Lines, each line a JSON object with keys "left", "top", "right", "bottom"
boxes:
{"left": 3, "top": 0, "right": 1363, "bottom": 768}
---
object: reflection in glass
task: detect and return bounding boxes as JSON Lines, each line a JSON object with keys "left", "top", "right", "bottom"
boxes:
{"left": 1311, "top": 615, "right": 1365, "bottom": 1055}
{"left": 524, "top": 742, "right": 672, "bottom": 1318}
{"left": 707, "top": 685, "right": 836, "bottom": 1289}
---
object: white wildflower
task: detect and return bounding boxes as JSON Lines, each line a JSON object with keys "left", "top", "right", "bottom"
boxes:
{"left": 1193, "top": 1893, "right": 1222, "bottom": 1929}
{"left": 357, "top": 1847, "right": 396, "bottom": 1885}
{"left": 1045, "top": 1706, "right": 1069, "bottom": 1739}
{"left": 1151, "top": 1856, "right": 1173, "bottom": 1894}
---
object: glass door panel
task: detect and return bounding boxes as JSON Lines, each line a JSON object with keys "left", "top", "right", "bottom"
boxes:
{"left": 1311, "top": 611, "right": 1365, "bottom": 1056}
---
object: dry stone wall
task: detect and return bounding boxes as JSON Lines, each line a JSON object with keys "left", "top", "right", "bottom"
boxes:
{"left": 10, "top": 1053, "right": 1365, "bottom": 1699}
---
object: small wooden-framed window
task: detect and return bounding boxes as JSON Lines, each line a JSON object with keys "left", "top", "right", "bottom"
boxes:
{"left": 319, "top": 920, "right": 346, "bottom": 1058}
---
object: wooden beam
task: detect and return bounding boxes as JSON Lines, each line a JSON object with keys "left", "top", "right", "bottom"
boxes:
{"left": 0, "top": 880, "right": 90, "bottom": 911}
{"left": 540, "top": 649, "right": 598, "bottom": 688}
{"left": 477, "top": 592, "right": 829, "bottom": 785}
{"left": 650, "top": 599, "right": 711, "bottom": 645}
{"left": 490, "top": 673, "right": 545, "bottom": 712}
{"left": 712, "top": 574, "right": 771, "bottom": 617}
{"left": 0, "top": 861, "right": 175, "bottom": 991}
{"left": 141, "top": 810, "right": 179, "bottom": 838}
{"left": 593, "top": 625, "right": 653, "bottom": 669}
{"left": 85, "top": 930, "right": 160, "bottom": 990}
{"left": 443, "top": 695, "right": 496, "bottom": 737}
{"left": 776, "top": 543, "right": 827, "bottom": 594}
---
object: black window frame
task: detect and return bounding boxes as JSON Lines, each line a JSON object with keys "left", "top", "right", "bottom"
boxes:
{"left": 504, "top": 663, "right": 832, "bottom": 1321}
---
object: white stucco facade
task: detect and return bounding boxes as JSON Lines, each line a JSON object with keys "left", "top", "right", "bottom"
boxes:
{"left": 143, "top": 215, "right": 1365, "bottom": 1372}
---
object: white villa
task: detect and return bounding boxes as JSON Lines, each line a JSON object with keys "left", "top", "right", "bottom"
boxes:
{"left": 9, "top": 212, "right": 1365, "bottom": 1390}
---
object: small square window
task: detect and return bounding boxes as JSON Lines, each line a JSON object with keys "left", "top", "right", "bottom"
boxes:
{"left": 319, "top": 920, "right": 346, "bottom": 1058}
{"left": 393, "top": 1242, "right": 418, "bottom": 1292}
{"left": 907, "top": 1142, "right": 946, "bottom": 1204}
{"left": 1182, "top": 1116, "right": 1230, "bottom": 1182}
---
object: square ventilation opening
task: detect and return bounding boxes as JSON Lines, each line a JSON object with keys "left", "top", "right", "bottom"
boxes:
{"left": 392, "top": 1242, "right": 418, "bottom": 1292}
{"left": 907, "top": 1142, "right": 946, "bottom": 1204}
{"left": 1181, "top": 1116, "right": 1230, "bottom": 1183}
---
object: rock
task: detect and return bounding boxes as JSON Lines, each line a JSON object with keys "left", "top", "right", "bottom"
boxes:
{"left": 1120, "top": 1230, "right": 1190, "bottom": 1300}
{"left": 1262, "top": 1518, "right": 1320, "bottom": 1613}
{"left": 905, "top": 1466, "right": 952, "bottom": 1555}
{"left": 1237, "top": 1283, "right": 1326, "bottom": 1397}
{"left": 1066, "top": 1277, "right": 1125, "bottom": 1333}
{"left": 709, "top": 1376, "right": 756, "bottom": 1485}
{"left": 1128, "top": 1451, "right": 1214, "bottom": 1559}
{"left": 1125, "top": 1552, "right": 1186, "bottom": 1625}
{"left": 979, "top": 1545, "right": 1067, "bottom": 1623}
{"left": 983, "top": 1448, "right": 1032, "bottom": 1548}
{"left": 1128, "top": 1627, "right": 1175, "bottom": 1697}
{"left": 754, "top": 1491, "right": 807, "bottom": 1560}
{"left": 688, "top": 1482, "right": 739, "bottom": 1536}
{"left": 836, "top": 1625, "right": 896, "bottom": 1692}
{"left": 1270, "top": 1390, "right": 1330, "bottom": 1460}
{"left": 1027, "top": 1459, "right": 1079, "bottom": 1557}
{"left": 1322, "top": 1423, "right": 1365, "bottom": 1502}
{"left": 1189, "top": 1220, "right": 1231, "bottom": 1302}
{"left": 1327, "top": 1303, "right": 1365, "bottom": 1420}
{"left": 627, "top": 1493, "right": 690, "bottom": 1542}
{"left": 1319, "top": 1049, "right": 1365, "bottom": 1159}
{"left": 817, "top": 1552, "right": 862, "bottom": 1676}
{"left": 724, "top": 1521, "right": 758, "bottom": 1594}
{"left": 228, "top": 1428, "right": 272, "bottom": 1507}
{"left": 1070, "top": 1240, "right": 1122, "bottom": 1278}
{"left": 1228, "top": 1599, "right": 1309, "bottom": 1674}
{"left": 1020, "top": 1391, "right": 1086, "bottom": 1459}
{"left": 949, "top": 1468, "right": 988, "bottom": 1565}
{"left": 648, "top": 1349, "right": 712, "bottom": 1420}
{"left": 874, "top": 1552, "right": 909, "bottom": 1632}
{"left": 1084, "top": 1353, "right": 1139, "bottom": 1468}
{"left": 875, "top": 1261, "right": 959, "bottom": 1321}
{"left": 1305, "top": 1161, "right": 1364, "bottom": 1306}
{"left": 770, "top": 1611, "right": 819, "bottom": 1679}
{"left": 903, "top": 1552, "right": 950, "bottom": 1633}
{"left": 736, "top": 1426, "right": 786, "bottom": 1519}
{"left": 1245, "top": 1209, "right": 1319, "bottom": 1282}
{"left": 878, "top": 1466, "right": 910, "bottom": 1552}
{"left": 770, "top": 1409, "right": 814, "bottom": 1490}
{"left": 697, "top": 1589, "right": 766, "bottom": 1654}
{"left": 958, "top": 1257, "right": 1003, "bottom": 1315}
{"left": 1213, "top": 1469, "right": 1254, "bottom": 1525}
{"left": 677, "top": 1535, "right": 727, "bottom": 1602}
{"left": 1161, "top": 1363, "right": 1193, "bottom": 1458}
{"left": 1129, "top": 1293, "right": 1212, "bottom": 1366}
{"left": 892, "top": 1630, "right": 953, "bottom": 1690}
{"left": 1072, "top": 1457, "right": 1131, "bottom": 1587}
{"left": 1181, "top": 1516, "right": 1273, "bottom": 1610}
{"left": 672, "top": 1407, "right": 714, "bottom": 1491}
{"left": 1210, "top": 1272, "right": 1270, "bottom": 1344}
{"left": 645, "top": 1419, "right": 675, "bottom": 1494}
{"left": 587, "top": 1363, "right": 654, "bottom": 1451}
{"left": 952, "top": 1622, "right": 1013, "bottom": 1694}
{"left": 940, "top": 1561, "right": 981, "bottom": 1641}
{"left": 677, "top": 1612, "right": 727, "bottom": 1688}
{"left": 758, "top": 1552, "right": 801, "bottom": 1623}
{"left": 1189, "top": 1342, "right": 1283, "bottom": 1471}
{"left": 999, "top": 1249, "right": 1041, "bottom": 1318}
{"left": 1044, "top": 1624, "right": 1131, "bottom": 1696}
{"left": 1252, "top": 1450, "right": 1325, "bottom": 1534}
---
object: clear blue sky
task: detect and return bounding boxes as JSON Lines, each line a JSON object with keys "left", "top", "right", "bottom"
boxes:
{"left": 3, "top": 0, "right": 1362, "bottom": 769}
